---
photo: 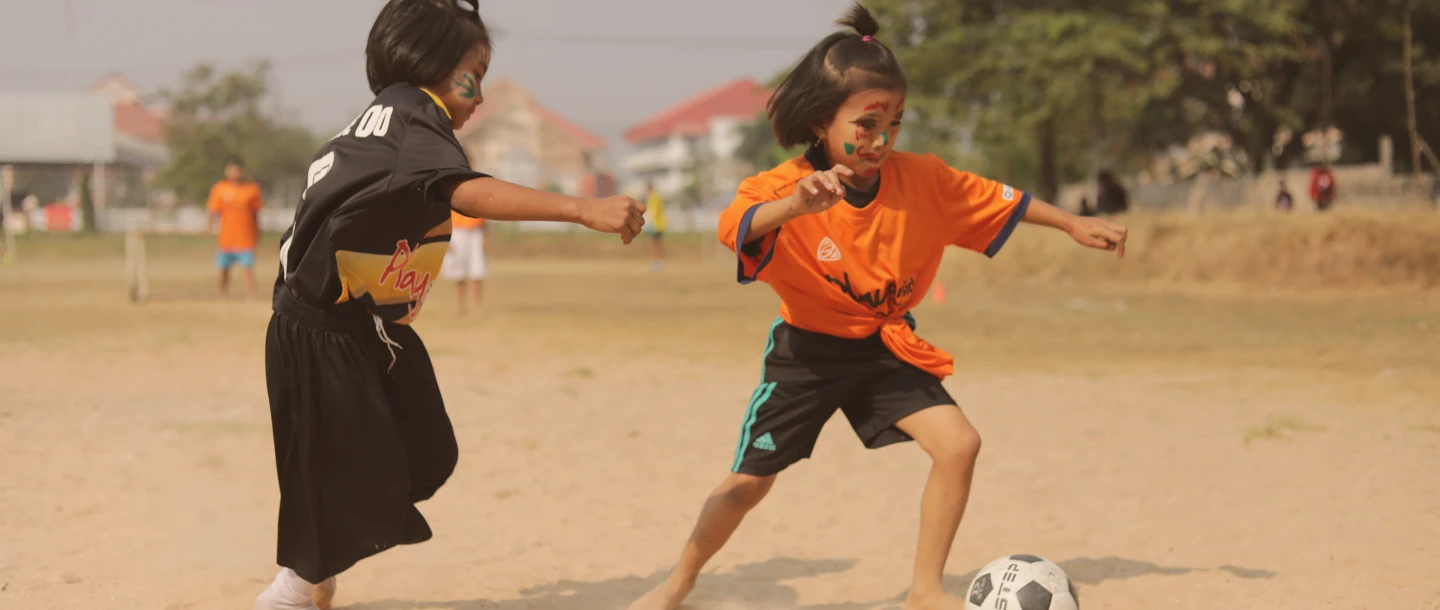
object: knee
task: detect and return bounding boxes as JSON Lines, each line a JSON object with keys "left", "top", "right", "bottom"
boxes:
{"left": 717, "top": 473, "right": 775, "bottom": 510}
{"left": 928, "top": 425, "right": 981, "bottom": 471}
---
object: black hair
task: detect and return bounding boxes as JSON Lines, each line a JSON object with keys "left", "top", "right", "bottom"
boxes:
{"left": 223, "top": 156, "right": 245, "bottom": 169}
{"left": 767, "top": 3, "right": 907, "bottom": 149}
{"left": 366, "top": 0, "right": 492, "bottom": 95}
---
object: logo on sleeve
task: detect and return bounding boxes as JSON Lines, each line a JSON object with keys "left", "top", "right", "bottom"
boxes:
{"left": 816, "top": 236, "right": 842, "bottom": 262}
{"left": 1002, "top": 185, "right": 1016, "bottom": 201}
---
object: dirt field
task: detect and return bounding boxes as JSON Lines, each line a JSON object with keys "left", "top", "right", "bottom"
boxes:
{"left": 1, "top": 231, "right": 1437, "bottom": 610}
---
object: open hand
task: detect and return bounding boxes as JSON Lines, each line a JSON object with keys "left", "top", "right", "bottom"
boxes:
{"left": 1068, "top": 216, "right": 1128, "bottom": 258}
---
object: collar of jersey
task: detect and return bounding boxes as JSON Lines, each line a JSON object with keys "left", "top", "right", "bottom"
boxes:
{"left": 419, "top": 88, "right": 453, "bottom": 119}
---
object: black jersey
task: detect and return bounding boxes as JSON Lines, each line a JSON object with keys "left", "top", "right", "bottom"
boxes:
{"left": 275, "top": 84, "right": 488, "bottom": 324}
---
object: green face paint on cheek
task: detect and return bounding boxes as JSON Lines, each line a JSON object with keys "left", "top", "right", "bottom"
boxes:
{"left": 882, "top": 132, "right": 889, "bottom": 146}
{"left": 454, "top": 73, "right": 477, "bottom": 100}
{"left": 843, "top": 142, "right": 856, "bottom": 155}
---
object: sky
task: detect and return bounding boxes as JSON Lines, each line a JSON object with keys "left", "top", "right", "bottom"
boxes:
{"left": 0, "top": 0, "right": 853, "bottom": 150}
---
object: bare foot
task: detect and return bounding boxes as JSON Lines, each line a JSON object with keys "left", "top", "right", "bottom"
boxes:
{"left": 627, "top": 576, "right": 694, "bottom": 610}
{"left": 905, "top": 589, "right": 968, "bottom": 610}
{"left": 313, "top": 577, "right": 337, "bottom": 610}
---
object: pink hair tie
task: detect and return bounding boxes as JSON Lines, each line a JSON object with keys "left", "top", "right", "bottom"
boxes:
{"left": 862, "top": 35, "right": 873, "bottom": 42}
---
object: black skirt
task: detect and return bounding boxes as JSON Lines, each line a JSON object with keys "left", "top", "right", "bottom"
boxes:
{"left": 264, "top": 290, "right": 458, "bottom": 583}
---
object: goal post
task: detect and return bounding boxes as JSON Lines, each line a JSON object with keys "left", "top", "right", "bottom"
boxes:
{"left": 124, "top": 229, "right": 150, "bottom": 303}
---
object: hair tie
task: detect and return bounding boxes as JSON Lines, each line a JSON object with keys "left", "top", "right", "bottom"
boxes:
{"left": 862, "top": 35, "right": 873, "bottom": 42}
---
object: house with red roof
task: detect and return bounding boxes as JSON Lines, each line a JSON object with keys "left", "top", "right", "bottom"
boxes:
{"left": 456, "top": 78, "right": 614, "bottom": 199}
{"left": 622, "top": 77, "right": 771, "bottom": 204}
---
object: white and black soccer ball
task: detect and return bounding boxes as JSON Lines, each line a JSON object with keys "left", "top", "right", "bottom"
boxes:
{"left": 965, "top": 554, "right": 1078, "bottom": 610}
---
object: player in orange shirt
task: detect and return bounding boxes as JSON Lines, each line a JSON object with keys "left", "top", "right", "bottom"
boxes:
{"left": 206, "top": 157, "right": 264, "bottom": 298}
{"left": 630, "top": 5, "right": 1127, "bottom": 610}
{"left": 441, "top": 209, "right": 487, "bottom": 315}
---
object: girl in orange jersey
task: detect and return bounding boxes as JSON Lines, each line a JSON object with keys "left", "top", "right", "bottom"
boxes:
{"left": 630, "top": 4, "right": 1127, "bottom": 610}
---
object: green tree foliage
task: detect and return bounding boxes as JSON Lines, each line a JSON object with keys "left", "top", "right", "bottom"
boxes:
{"left": 863, "top": 0, "right": 1440, "bottom": 196}
{"left": 155, "top": 61, "right": 318, "bottom": 205}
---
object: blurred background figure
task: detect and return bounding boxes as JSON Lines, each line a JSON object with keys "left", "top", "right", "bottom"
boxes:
{"left": 644, "top": 181, "right": 666, "bottom": 271}
{"left": 443, "top": 210, "right": 488, "bottom": 317}
{"left": 1276, "top": 180, "right": 1295, "bottom": 211}
{"left": 1310, "top": 162, "right": 1338, "bottom": 211}
{"left": 206, "top": 157, "right": 263, "bottom": 299}
{"left": 1096, "top": 170, "right": 1129, "bottom": 216}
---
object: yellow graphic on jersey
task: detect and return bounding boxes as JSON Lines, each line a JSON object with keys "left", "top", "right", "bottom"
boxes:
{"left": 334, "top": 238, "right": 449, "bottom": 324}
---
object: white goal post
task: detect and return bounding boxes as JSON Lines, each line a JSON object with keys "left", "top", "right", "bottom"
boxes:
{"left": 124, "top": 229, "right": 150, "bottom": 303}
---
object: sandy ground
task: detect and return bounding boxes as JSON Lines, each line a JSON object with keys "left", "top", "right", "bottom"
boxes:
{"left": 1, "top": 237, "right": 1438, "bottom": 609}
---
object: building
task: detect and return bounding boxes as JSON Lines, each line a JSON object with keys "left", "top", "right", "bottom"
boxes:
{"left": 0, "top": 74, "right": 169, "bottom": 231}
{"left": 622, "top": 77, "right": 771, "bottom": 203}
{"left": 456, "top": 78, "right": 613, "bottom": 198}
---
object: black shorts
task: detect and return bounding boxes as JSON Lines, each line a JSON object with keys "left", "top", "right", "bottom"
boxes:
{"left": 730, "top": 318, "right": 956, "bottom": 477}
{"left": 265, "top": 291, "right": 458, "bottom": 583}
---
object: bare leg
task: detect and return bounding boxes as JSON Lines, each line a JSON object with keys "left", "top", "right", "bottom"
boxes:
{"left": 456, "top": 280, "right": 469, "bottom": 316}
{"left": 472, "top": 279, "right": 484, "bottom": 316}
{"left": 628, "top": 473, "right": 776, "bottom": 610}
{"left": 894, "top": 406, "right": 983, "bottom": 610}
{"left": 218, "top": 267, "right": 230, "bottom": 298}
{"left": 243, "top": 267, "right": 257, "bottom": 299}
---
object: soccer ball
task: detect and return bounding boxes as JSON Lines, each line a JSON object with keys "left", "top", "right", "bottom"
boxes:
{"left": 965, "top": 554, "right": 1078, "bottom": 610}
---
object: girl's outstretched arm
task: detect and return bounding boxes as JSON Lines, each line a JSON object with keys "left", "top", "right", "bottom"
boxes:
{"left": 1022, "top": 198, "right": 1128, "bottom": 257}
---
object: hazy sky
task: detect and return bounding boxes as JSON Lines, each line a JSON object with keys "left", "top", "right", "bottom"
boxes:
{"left": 0, "top": 0, "right": 852, "bottom": 149}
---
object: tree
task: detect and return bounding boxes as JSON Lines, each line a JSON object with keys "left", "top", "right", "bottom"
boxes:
{"left": 155, "top": 61, "right": 318, "bottom": 205}
{"left": 869, "top": 0, "right": 1440, "bottom": 193}
{"left": 733, "top": 112, "right": 799, "bottom": 173}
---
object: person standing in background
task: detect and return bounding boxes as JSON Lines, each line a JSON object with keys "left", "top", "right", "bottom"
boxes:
{"left": 1276, "top": 180, "right": 1294, "bottom": 212}
{"left": 442, "top": 209, "right": 488, "bottom": 316}
{"left": 646, "top": 182, "right": 666, "bottom": 270}
{"left": 1309, "top": 162, "right": 1337, "bottom": 211}
{"left": 1096, "top": 170, "right": 1129, "bottom": 216}
{"left": 206, "top": 157, "right": 264, "bottom": 298}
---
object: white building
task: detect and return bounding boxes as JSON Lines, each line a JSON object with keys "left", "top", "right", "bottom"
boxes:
{"left": 621, "top": 78, "right": 771, "bottom": 202}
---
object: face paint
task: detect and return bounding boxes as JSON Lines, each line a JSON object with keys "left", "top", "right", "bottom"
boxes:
{"left": 863, "top": 101, "right": 889, "bottom": 112}
{"left": 843, "top": 142, "right": 857, "bottom": 155}
{"left": 454, "top": 73, "right": 477, "bottom": 100}
{"left": 882, "top": 132, "right": 889, "bottom": 146}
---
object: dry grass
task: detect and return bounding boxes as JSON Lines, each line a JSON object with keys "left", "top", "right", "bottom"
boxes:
{"left": 945, "top": 208, "right": 1440, "bottom": 291}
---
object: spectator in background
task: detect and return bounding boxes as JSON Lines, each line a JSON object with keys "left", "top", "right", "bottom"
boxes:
{"left": 645, "top": 181, "right": 667, "bottom": 271}
{"left": 206, "top": 157, "right": 264, "bottom": 298}
{"left": 1276, "top": 180, "right": 1294, "bottom": 212}
{"left": 1309, "top": 162, "right": 1337, "bottom": 211}
{"left": 1096, "top": 170, "right": 1129, "bottom": 215}
{"left": 442, "top": 209, "right": 488, "bottom": 316}
{"left": 1077, "top": 197, "right": 1096, "bottom": 217}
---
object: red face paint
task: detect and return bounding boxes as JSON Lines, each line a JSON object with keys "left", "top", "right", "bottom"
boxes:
{"left": 863, "top": 101, "right": 889, "bottom": 112}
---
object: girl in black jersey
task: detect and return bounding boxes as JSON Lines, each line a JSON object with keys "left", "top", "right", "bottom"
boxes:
{"left": 255, "top": 2, "right": 645, "bottom": 608}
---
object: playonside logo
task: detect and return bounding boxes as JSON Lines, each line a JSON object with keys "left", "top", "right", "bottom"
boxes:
{"left": 816, "top": 236, "right": 842, "bottom": 262}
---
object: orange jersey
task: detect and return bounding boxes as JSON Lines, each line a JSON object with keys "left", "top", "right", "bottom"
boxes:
{"left": 207, "top": 179, "right": 264, "bottom": 251}
{"left": 450, "top": 210, "right": 485, "bottom": 230}
{"left": 718, "top": 149, "right": 1030, "bottom": 379}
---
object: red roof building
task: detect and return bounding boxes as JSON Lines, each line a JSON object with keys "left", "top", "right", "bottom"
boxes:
{"left": 621, "top": 78, "right": 771, "bottom": 205}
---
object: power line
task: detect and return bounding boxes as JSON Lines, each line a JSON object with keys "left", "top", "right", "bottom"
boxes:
{"left": 0, "top": 31, "right": 806, "bottom": 80}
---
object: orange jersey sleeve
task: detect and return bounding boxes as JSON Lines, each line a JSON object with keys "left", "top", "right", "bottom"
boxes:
{"left": 248, "top": 184, "right": 265, "bottom": 213}
{"left": 450, "top": 210, "right": 485, "bottom": 230}
{"left": 718, "top": 158, "right": 808, "bottom": 284}
{"left": 206, "top": 183, "right": 224, "bottom": 215}
{"left": 931, "top": 157, "right": 1031, "bottom": 256}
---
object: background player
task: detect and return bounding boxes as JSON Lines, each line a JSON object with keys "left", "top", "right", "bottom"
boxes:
{"left": 629, "top": 5, "right": 1126, "bottom": 610}
{"left": 207, "top": 157, "right": 264, "bottom": 298}
{"left": 645, "top": 181, "right": 666, "bottom": 270}
{"left": 442, "top": 209, "right": 487, "bottom": 316}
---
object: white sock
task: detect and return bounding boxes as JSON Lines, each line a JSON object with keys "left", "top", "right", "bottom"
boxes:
{"left": 268, "top": 568, "right": 317, "bottom": 602}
